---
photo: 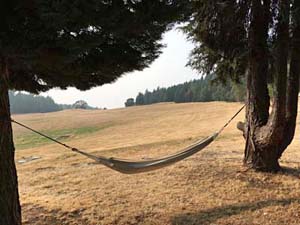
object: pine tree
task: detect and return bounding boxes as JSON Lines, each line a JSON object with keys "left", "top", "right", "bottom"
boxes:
{"left": 0, "top": 1, "right": 188, "bottom": 223}
{"left": 132, "top": 77, "right": 246, "bottom": 105}
{"left": 9, "top": 92, "right": 61, "bottom": 114}
{"left": 135, "top": 93, "right": 145, "bottom": 105}
{"left": 184, "top": 0, "right": 300, "bottom": 172}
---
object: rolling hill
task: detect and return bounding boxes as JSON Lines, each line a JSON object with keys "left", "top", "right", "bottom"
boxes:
{"left": 14, "top": 102, "right": 300, "bottom": 225}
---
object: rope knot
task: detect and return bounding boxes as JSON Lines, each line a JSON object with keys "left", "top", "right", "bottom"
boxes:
{"left": 71, "top": 148, "right": 78, "bottom": 152}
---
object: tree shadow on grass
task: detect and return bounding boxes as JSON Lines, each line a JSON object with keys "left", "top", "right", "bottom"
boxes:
{"left": 171, "top": 198, "right": 300, "bottom": 225}
{"left": 22, "top": 203, "right": 89, "bottom": 225}
{"left": 279, "top": 166, "right": 300, "bottom": 179}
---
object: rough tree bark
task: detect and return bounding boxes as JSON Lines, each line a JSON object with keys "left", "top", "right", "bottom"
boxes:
{"left": 278, "top": 0, "right": 300, "bottom": 158}
{"left": 0, "top": 58, "right": 21, "bottom": 225}
{"left": 244, "top": 0, "right": 300, "bottom": 172}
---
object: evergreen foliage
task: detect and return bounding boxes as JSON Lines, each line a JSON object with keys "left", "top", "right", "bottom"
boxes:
{"left": 133, "top": 77, "right": 245, "bottom": 106}
{"left": 1, "top": 0, "right": 189, "bottom": 93}
{"left": 73, "top": 100, "right": 89, "bottom": 109}
{"left": 9, "top": 92, "right": 96, "bottom": 114}
{"left": 182, "top": 1, "right": 249, "bottom": 82}
{"left": 0, "top": 1, "right": 190, "bottom": 223}
{"left": 182, "top": 0, "right": 300, "bottom": 171}
{"left": 9, "top": 92, "right": 60, "bottom": 114}
{"left": 125, "top": 98, "right": 135, "bottom": 107}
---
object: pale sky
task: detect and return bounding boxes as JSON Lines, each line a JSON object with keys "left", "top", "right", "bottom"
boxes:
{"left": 44, "top": 29, "right": 199, "bottom": 109}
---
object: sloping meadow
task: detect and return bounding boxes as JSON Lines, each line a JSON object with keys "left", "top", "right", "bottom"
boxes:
{"left": 14, "top": 102, "right": 300, "bottom": 225}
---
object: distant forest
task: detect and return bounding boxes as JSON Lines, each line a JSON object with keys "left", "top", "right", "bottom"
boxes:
{"left": 125, "top": 76, "right": 246, "bottom": 107}
{"left": 9, "top": 92, "right": 96, "bottom": 114}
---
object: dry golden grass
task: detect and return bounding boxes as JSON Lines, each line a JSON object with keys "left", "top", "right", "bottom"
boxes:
{"left": 14, "top": 102, "right": 300, "bottom": 225}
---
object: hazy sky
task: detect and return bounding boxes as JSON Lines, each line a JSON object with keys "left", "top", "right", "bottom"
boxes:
{"left": 44, "top": 29, "right": 199, "bottom": 109}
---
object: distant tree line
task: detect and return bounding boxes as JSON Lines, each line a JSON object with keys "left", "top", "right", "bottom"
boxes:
{"left": 9, "top": 92, "right": 60, "bottom": 114}
{"left": 125, "top": 77, "right": 246, "bottom": 107}
{"left": 9, "top": 92, "right": 97, "bottom": 114}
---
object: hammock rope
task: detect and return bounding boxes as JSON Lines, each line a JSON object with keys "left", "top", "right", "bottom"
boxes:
{"left": 9, "top": 104, "right": 245, "bottom": 174}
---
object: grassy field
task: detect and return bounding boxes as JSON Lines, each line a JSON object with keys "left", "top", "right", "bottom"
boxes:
{"left": 14, "top": 102, "right": 300, "bottom": 225}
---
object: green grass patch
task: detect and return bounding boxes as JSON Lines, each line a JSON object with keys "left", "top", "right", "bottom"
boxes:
{"left": 14, "top": 124, "right": 112, "bottom": 150}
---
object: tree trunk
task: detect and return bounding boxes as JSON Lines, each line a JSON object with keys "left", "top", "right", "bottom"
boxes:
{"left": 244, "top": 0, "right": 293, "bottom": 172}
{"left": 0, "top": 59, "right": 21, "bottom": 225}
{"left": 278, "top": 0, "right": 300, "bottom": 158}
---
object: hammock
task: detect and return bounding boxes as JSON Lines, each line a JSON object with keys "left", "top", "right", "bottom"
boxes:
{"left": 71, "top": 133, "right": 218, "bottom": 174}
{"left": 11, "top": 104, "right": 245, "bottom": 174}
